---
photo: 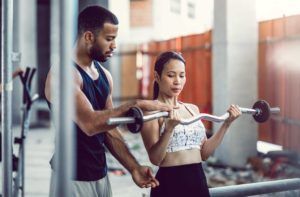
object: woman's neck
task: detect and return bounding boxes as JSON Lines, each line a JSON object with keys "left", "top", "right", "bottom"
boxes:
{"left": 157, "top": 94, "right": 179, "bottom": 107}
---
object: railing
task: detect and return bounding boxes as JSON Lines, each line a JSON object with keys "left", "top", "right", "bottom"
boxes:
{"left": 142, "top": 178, "right": 300, "bottom": 197}
{"left": 209, "top": 178, "right": 300, "bottom": 197}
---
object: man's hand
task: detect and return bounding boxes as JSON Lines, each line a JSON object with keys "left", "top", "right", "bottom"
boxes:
{"left": 12, "top": 67, "right": 24, "bottom": 78}
{"left": 131, "top": 165, "right": 159, "bottom": 188}
{"left": 136, "top": 100, "right": 174, "bottom": 112}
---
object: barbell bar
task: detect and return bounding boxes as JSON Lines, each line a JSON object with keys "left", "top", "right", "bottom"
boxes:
{"left": 107, "top": 100, "right": 280, "bottom": 133}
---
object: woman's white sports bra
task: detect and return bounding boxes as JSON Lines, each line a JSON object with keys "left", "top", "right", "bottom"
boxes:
{"left": 160, "top": 103, "right": 207, "bottom": 153}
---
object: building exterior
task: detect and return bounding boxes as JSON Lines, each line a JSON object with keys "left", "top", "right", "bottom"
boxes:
{"left": 115, "top": 0, "right": 213, "bottom": 44}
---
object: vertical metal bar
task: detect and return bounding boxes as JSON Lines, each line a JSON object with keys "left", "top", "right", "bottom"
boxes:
{"left": 12, "top": 109, "right": 29, "bottom": 197}
{"left": 50, "top": 5, "right": 60, "bottom": 196}
{"left": 1, "top": 0, "right": 14, "bottom": 196}
{"left": 12, "top": 0, "right": 21, "bottom": 125}
{"left": 12, "top": 0, "right": 22, "bottom": 196}
{"left": 12, "top": 109, "right": 25, "bottom": 197}
{"left": 51, "top": 0, "right": 77, "bottom": 196}
{"left": 20, "top": 109, "right": 25, "bottom": 197}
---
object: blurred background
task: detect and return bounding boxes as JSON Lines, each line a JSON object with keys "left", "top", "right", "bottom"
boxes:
{"left": 1, "top": 0, "right": 300, "bottom": 196}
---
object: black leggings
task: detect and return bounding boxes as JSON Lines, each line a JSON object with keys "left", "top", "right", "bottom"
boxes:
{"left": 151, "top": 163, "right": 210, "bottom": 197}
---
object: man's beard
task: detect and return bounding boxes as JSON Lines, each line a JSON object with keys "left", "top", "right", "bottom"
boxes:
{"left": 90, "top": 44, "right": 107, "bottom": 62}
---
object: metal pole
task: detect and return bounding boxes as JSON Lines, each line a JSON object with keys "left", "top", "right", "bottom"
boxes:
{"left": 13, "top": 108, "right": 29, "bottom": 197}
{"left": 51, "top": 0, "right": 77, "bottom": 196}
{"left": 12, "top": 0, "right": 22, "bottom": 196}
{"left": 12, "top": 0, "right": 21, "bottom": 124}
{"left": 209, "top": 178, "right": 300, "bottom": 197}
{"left": 1, "top": 0, "right": 14, "bottom": 196}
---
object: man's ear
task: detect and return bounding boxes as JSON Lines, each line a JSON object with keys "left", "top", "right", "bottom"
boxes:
{"left": 83, "top": 31, "right": 94, "bottom": 43}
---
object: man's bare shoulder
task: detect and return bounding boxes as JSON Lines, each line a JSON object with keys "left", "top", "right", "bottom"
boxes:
{"left": 44, "top": 66, "right": 83, "bottom": 101}
{"left": 99, "top": 64, "right": 113, "bottom": 83}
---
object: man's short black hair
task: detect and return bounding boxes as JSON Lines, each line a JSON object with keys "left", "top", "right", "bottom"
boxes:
{"left": 78, "top": 5, "right": 119, "bottom": 36}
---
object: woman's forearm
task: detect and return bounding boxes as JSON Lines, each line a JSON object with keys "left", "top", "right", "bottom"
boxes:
{"left": 148, "top": 129, "right": 173, "bottom": 165}
{"left": 201, "top": 122, "right": 231, "bottom": 160}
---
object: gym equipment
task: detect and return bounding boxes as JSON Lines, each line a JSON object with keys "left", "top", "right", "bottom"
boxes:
{"left": 107, "top": 100, "right": 280, "bottom": 133}
{"left": 13, "top": 67, "right": 39, "bottom": 197}
{"left": 6, "top": 67, "right": 38, "bottom": 197}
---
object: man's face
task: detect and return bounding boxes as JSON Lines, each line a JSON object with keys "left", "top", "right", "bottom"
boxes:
{"left": 90, "top": 22, "right": 118, "bottom": 62}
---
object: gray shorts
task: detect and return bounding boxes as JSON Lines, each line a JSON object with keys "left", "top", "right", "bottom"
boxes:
{"left": 49, "top": 171, "right": 112, "bottom": 197}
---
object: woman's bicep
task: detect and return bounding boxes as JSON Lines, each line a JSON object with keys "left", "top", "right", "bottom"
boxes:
{"left": 140, "top": 119, "right": 160, "bottom": 152}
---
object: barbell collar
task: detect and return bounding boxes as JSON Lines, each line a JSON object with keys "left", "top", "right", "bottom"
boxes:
{"left": 270, "top": 107, "right": 280, "bottom": 114}
{"left": 143, "top": 111, "right": 169, "bottom": 122}
{"left": 107, "top": 117, "right": 135, "bottom": 125}
{"left": 239, "top": 107, "right": 258, "bottom": 115}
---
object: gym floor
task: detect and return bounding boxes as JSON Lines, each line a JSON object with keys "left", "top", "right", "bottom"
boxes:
{"left": 1, "top": 127, "right": 300, "bottom": 196}
{"left": 0, "top": 126, "right": 151, "bottom": 197}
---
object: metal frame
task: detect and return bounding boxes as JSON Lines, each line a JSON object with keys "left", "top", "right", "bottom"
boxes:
{"left": 209, "top": 178, "right": 300, "bottom": 197}
{"left": 12, "top": 68, "right": 39, "bottom": 197}
{"left": 1, "top": 0, "right": 14, "bottom": 196}
{"left": 141, "top": 178, "right": 300, "bottom": 197}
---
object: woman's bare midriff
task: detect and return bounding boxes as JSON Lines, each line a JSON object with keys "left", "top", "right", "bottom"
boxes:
{"left": 159, "top": 149, "right": 202, "bottom": 167}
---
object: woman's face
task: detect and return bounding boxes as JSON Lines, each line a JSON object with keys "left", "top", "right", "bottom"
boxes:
{"left": 156, "top": 59, "right": 186, "bottom": 98}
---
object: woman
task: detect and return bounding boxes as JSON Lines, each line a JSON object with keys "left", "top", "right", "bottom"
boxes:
{"left": 140, "top": 51, "right": 241, "bottom": 197}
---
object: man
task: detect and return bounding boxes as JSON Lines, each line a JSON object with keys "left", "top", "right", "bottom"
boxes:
{"left": 0, "top": 67, "right": 24, "bottom": 93}
{"left": 45, "top": 5, "right": 172, "bottom": 196}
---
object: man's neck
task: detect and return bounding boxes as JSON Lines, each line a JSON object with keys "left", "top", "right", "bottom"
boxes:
{"left": 73, "top": 43, "right": 93, "bottom": 67}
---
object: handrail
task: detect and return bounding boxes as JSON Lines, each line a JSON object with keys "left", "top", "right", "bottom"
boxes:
{"left": 209, "top": 178, "right": 300, "bottom": 197}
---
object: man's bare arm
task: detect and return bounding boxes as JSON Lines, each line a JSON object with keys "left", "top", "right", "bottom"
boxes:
{"left": 104, "top": 128, "right": 139, "bottom": 173}
{"left": 45, "top": 68, "right": 137, "bottom": 135}
{"left": 44, "top": 67, "right": 172, "bottom": 136}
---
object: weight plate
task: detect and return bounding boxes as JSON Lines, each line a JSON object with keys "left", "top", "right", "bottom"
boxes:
{"left": 252, "top": 100, "right": 270, "bottom": 123}
{"left": 126, "top": 107, "right": 144, "bottom": 133}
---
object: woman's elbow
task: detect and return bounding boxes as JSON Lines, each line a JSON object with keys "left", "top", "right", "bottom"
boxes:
{"left": 149, "top": 157, "right": 161, "bottom": 166}
{"left": 201, "top": 152, "right": 209, "bottom": 161}
{"left": 148, "top": 153, "right": 163, "bottom": 166}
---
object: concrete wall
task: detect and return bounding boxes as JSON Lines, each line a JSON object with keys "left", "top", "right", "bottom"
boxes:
{"left": 212, "top": 0, "right": 258, "bottom": 167}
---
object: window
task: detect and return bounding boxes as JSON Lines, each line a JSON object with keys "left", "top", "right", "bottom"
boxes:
{"left": 170, "top": 0, "right": 181, "bottom": 14}
{"left": 187, "top": 2, "right": 196, "bottom": 18}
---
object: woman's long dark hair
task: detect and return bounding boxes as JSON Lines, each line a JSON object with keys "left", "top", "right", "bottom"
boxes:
{"left": 153, "top": 51, "right": 186, "bottom": 100}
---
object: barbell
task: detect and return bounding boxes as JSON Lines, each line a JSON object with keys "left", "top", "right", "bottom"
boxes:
{"left": 107, "top": 100, "right": 280, "bottom": 133}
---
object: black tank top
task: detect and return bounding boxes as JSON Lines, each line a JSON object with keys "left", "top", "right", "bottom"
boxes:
{"left": 49, "top": 61, "right": 110, "bottom": 181}
{"left": 74, "top": 61, "right": 110, "bottom": 181}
